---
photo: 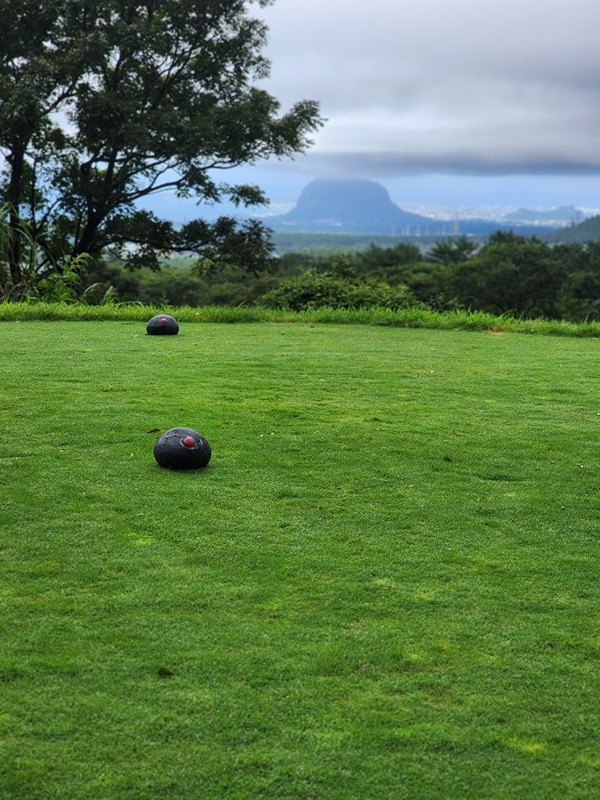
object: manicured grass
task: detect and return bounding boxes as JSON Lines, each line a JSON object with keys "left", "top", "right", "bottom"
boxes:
{"left": 0, "top": 320, "right": 598, "bottom": 799}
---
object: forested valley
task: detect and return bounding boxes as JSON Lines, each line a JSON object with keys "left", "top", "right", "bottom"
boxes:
{"left": 81, "top": 233, "right": 600, "bottom": 322}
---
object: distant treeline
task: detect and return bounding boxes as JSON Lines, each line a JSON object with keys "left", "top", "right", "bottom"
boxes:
{"left": 83, "top": 232, "right": 600, "bottom": 322}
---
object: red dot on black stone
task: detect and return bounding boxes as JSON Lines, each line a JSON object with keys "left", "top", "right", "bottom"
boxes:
{"left": 153, "top": 427, "right": 211, "bottom": 470}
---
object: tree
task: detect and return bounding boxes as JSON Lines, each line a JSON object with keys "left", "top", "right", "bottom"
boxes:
{"left": 553, "top": 241, "right": 600, "bottom": 321}
{"left": 556, "top": 270, "right": 600, "bottom": 321}
{"left": 0, "top": 1, "right": 89, "bottom": 285}
{"left": 355, "top": 242, "right": 422, "bottom": 271}
{"left": 447, "top": 235, "right": 566, "bottom": 318}
{"left": 427, "top": 235, "right": 478, "bottom": 265}
{"left": 0, "top": 0, "right": 322, "bottom": 293}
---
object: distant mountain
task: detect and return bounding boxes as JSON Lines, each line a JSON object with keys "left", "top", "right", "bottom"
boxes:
{"left": 262, "top": 178, "right": 559, "bottom": 237}
{"left": 264, "top": 179, "right": 456, "bottom": 235}
{"left": 503, "top": 205, "right": 585, "bottom": 225}
{"left": 544, "top": 214, "right": 600, "bottom": 243}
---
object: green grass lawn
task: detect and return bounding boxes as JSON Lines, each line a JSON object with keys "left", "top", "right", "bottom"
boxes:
{"left": 0, "top": 320, "right": 598, "bottom": 799}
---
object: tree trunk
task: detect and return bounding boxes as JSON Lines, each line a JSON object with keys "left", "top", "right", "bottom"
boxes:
{"left": 5, "top": 147, "right": 26, "bottom": 284}
{"left": 73, "top": 212, "right": 102, "bottom": 258}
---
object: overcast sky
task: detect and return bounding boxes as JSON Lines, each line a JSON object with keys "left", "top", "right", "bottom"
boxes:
{"left": 233, "top": 0, "right": 600, "bottom": 211}
{"left": 146, "top": 0, "right": 600, "bottom": 219}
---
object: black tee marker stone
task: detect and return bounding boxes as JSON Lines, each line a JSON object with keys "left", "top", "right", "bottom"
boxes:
{"left": 154, "top": 428, "right": 211, "bottom": 470}
{"left": 146, "top": 314, "right": 179, "bottom": 335}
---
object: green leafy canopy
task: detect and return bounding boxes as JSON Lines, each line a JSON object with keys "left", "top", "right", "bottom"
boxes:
{"left": 0, "top": 0, "right": 322, "bottom": 287}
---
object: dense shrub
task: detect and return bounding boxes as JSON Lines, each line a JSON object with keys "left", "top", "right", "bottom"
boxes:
{"left": 259, "top": 268, "right": 418, "bottom": 311}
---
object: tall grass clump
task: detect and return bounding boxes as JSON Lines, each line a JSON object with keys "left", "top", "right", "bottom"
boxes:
{"left": 2, "top": 300, "right": 600, "bottom": 337}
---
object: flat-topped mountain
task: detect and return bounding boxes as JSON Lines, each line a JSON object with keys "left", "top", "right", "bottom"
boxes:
{"left": 266, "top": 178, "right": 447, "bottom": 235}
{"left": 262, "top": 178, "right": 561, "bottom": 237}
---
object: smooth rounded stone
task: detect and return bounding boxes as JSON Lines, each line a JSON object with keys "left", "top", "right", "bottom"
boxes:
{"left": 146, "top": 314, "right": 179, "bottom": 335}
{"left": 153, "top": 427, "right": 211, "bottom": 470}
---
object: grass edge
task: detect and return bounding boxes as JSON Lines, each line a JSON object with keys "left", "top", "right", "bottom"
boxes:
{"left": 1, "top": 301, "right": 599, "bottom": 337}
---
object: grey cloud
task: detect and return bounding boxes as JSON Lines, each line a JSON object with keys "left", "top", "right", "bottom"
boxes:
{"left": 299, "top": 151, "right": 600, "bottom": 180}
{"left": 258, "top": 0, "right": 600, "bottom": 177}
